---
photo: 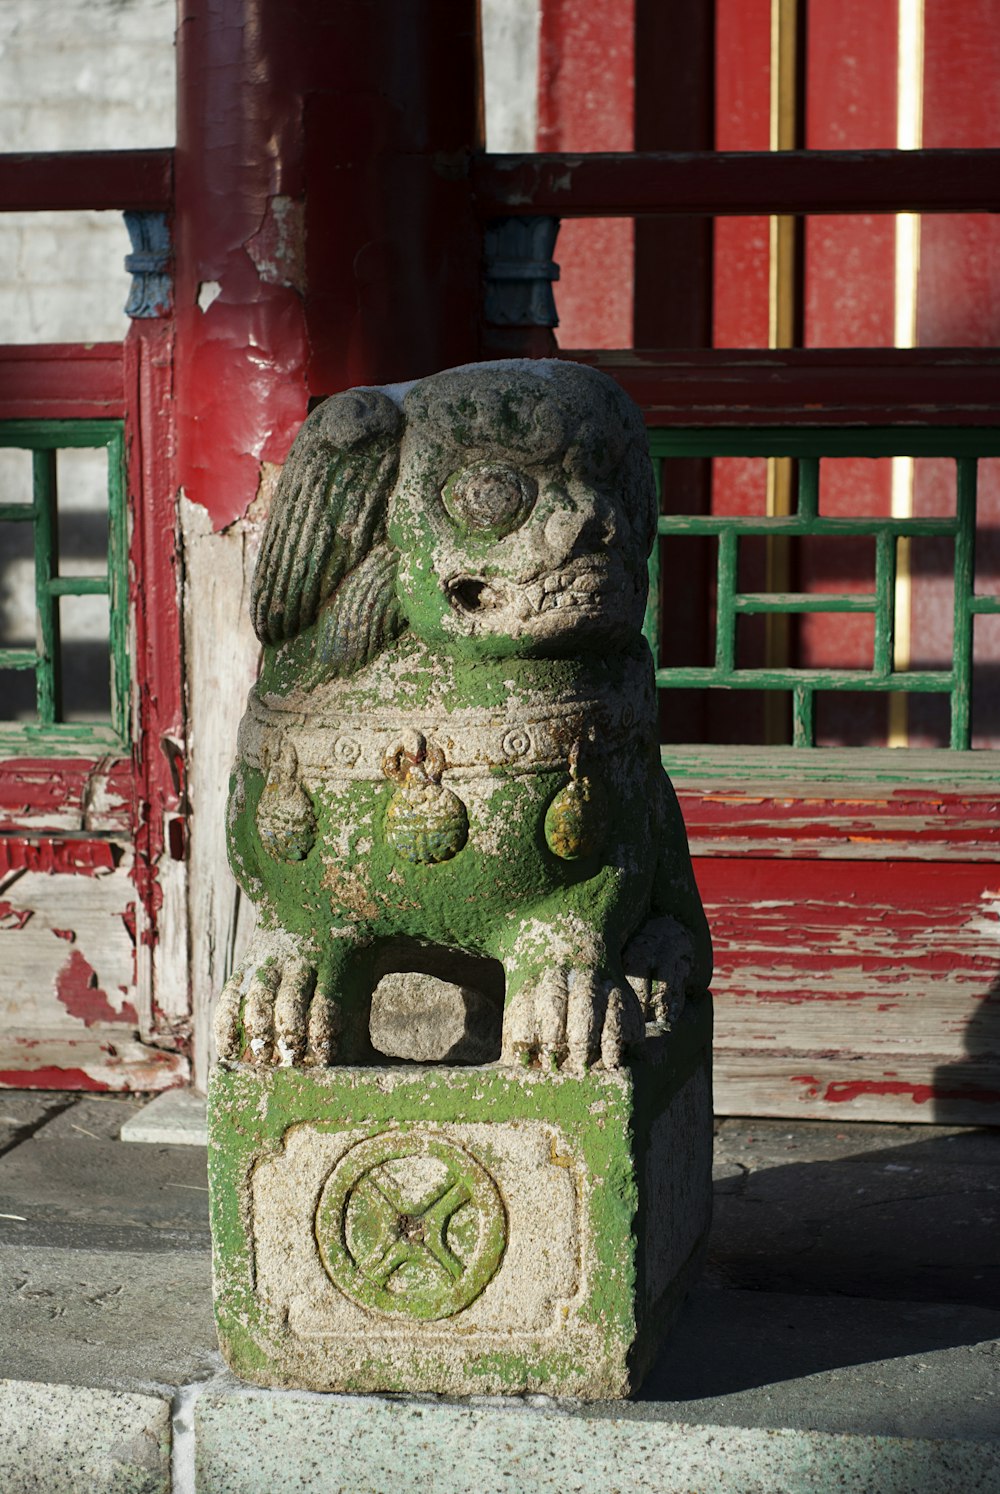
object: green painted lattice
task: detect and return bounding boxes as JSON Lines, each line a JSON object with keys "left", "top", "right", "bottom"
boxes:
{"left": 644, "top": 429, "right": 1000, "bottom": 750}
{"left": 0, "top": 420, "right": 129, "bottom": 754}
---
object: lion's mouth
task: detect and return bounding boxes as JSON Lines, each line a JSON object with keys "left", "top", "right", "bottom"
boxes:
{"left": 446, "top": 567, "right": 628, "bottom": 621}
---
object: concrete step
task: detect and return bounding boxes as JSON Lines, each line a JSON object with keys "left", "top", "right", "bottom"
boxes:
{"left": 0, "top": 1093, "right": 997, "bottom": 1492}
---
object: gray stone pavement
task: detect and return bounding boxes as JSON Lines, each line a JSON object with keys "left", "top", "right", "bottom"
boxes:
{"left": 0, "top": 1092, "right": 997, "bottom": 1491}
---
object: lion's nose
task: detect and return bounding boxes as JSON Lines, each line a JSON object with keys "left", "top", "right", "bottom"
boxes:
{"left": 543, "top": 498, "right": 623, "bottom": 558}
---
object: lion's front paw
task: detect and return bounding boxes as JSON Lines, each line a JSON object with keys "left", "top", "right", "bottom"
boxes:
{"left": 501, "top": 967, "right": 645, "bottom": 1073}
{"left": 213, "top": 929, "right": 337, "bottom": 1067}
{"left": 623, "top": 915, "right": 695, "bottom": 1027}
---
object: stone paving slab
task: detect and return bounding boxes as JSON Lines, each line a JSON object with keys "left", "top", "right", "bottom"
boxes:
{"left": 0, "top": 1244, "right": 219, "bottom": 1394}
{"left": 0, "top": 1379, "right": 172, "bottom": 1494}
{"left": 34, "top": 1094, "right": 149, "bottom": 1142}
{"left": 709, "top": 1117, "right": 1000, "bottom": 1308}
{"left": 121, "top": 1089, "right": 209, "bottom": 1148}
{"left": 0, "top": 1128, "right": 210, "bottom": 1255}
{"left": 645, "top": 1286, "right": 1000, "bottom": 1440}
{"left": 194, "top": 1376, "right": 1000, "bottom": 1494}
{"left": 0, "top": 1093, "right": 73, "bottom": 1157}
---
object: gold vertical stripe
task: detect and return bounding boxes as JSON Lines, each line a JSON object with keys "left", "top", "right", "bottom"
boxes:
{"left": 765, "top": 0, "right": 799, "bottom": 741}
{"left": 888, "top": 0, "right": 925, "bottom": 747}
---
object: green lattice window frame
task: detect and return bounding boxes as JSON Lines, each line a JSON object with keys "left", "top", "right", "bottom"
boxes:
{"left": 645, "top": 427, "right": 1000, "bottom": 762}
{"left": 0, "top": 419, "right": 129, "bottom": 756}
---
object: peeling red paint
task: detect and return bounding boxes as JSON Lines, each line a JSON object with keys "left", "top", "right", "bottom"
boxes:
{"left": 52, "top": 928, "right": 75, "bottom": 942}
{"left": 55, "top": 950, "right": 139, "bottom": 1030}
{"left": 0, "top": 901, "right": 33, "bottom": 931}
{"left": 174, "top": 0, "right": 480, "bottom": 528}
{"left": 678, "top": 786, "right": 1000, "bottom": 861}
{"left": 0, "top": 1067, "right": 109, "bottom": 1091}
{"left": 122, "top": 322, "right": 189, "bottom": 1053}
{"left": 792, "top": 1075, "right": 1000, "bottom": 1107}
{"left": 0, "top": 759, "right": 131, "bottom": 835}
{"left": 174, "top": 0, "right": 309, "bottom": 526}
{"left": 0, "top": 839, "right": 119, "bottom": 876}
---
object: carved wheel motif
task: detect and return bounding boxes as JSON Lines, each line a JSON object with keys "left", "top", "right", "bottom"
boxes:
{"left": 316, "top": 1131, "right": 507, "bottom": 1320}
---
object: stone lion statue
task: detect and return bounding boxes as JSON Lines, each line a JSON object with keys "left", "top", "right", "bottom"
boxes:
{"left": 215, "top": 360, "right": 712, "bottom": 1072}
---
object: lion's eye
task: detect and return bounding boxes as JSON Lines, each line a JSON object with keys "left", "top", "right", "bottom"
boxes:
{"left": 441, "top": 463, "right": 537, "bottom": 537}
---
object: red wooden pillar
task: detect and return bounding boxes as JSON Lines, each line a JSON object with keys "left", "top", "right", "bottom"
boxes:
{"left": 175, "top": 0, "right": 483, "bottom": 527}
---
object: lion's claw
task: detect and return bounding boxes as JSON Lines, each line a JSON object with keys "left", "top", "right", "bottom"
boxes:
{"left": 502, "top": 965, "right": 643, "bottom": 1073}
{"left": 214, "top": 930, "right": 331, "bottom": 1067}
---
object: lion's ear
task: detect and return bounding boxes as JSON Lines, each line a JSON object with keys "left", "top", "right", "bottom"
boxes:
{"left": 251, "top": 389, "right": 403, "bottom": 645}
{"left": 311, "top": 541, "right": 406, "bottom": 678}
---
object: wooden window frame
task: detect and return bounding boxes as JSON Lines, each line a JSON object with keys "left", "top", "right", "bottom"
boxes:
{"left": 0, "top": 419, "right": 130, "bottom": 757}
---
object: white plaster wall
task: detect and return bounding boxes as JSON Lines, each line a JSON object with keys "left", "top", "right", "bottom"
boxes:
{"left": 0, "top": 0, "right": 176, "bottom": 343}
{"left": 481, "top": 0, "right": 539, "bottom": 151}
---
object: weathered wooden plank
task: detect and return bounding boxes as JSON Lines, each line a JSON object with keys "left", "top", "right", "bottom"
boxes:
{"left": 664, "top": 744, "right": 1000, "bottom": 784}
{"left": 0, "top": 851, "right": 135, "bottom": 1023}
{"left": 472, "top": 148, "right": 1000, "bottom": 218}
{"left": 123, "top": 321, "right": 190, "bottom": 1046}
{"left": 0, "top": 344, "right": 125, "bottom": 421}
{"left": 677, "top": 783, "right": 1000, "bottom": 861}
{"left": 180, "top": 497, "right": 266, "bottom": 1089}
{"left": 563, "top": 348, "right": 1000, "bottom": 426}
{"left": 0, "top": 762, "right": 131, "bottom": 836}
{"left": 0, "top": 1034, "right": 187, "bottom": 1092}
{"left": 713, "top": 1053, "right": 1000, "bottom": 1125}
{"left": 700, "top": 857, "right": 1000, "bottom": 1123}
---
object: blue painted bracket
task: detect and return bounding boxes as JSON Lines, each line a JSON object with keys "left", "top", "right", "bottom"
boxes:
{"left": 483, "top": 217, "right": 560, "bottom": 327}
{"left": 123, "top": 211, "right": 172, "bottom": 319}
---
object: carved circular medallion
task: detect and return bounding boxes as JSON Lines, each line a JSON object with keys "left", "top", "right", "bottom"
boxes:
{"left": 333, "top": 735, "right": 361, "bottom": 765}
{"left": 316, "top": 1131, "right": 507, "bottom": 1320}
{"left": 501, "top": 726, "right": 531, "bottom": 760}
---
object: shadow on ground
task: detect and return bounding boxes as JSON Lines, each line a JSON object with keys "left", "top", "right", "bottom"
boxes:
{"left": 645, "top": 1120, "right": 1000, "bottom": 1402}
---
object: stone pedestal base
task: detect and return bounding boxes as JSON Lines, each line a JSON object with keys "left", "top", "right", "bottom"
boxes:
{"left": 208, "top": 992, "right": 712, "bottom": 1400}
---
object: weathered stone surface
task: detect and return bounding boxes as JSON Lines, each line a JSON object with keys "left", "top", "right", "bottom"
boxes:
{"left": 208, "top": 995, "right": 712, "bottom": 1398}
{"left": 194, "top": 1375, "right": 1000, "bottom": 1494}
{"left": 120, "top": 1088, "right": 209, "bottom": 1147}
{"left": 369, "top": 971, "right": 502, "bottom": 1062}
{"left": 0, "top": 1128, "right": 210, "bottom": 1253}
{"left": 0, "top": 1093, "right": 70, "bottom": 1155}
{"left": 0, "top": 1245, "right": 217, "bottom": 1393}
{"left": 0, "top": 1380, "right": 171, "bottom": 1494}
{"left": 34, "top": 1093, "right": 148, "bottom": 1142}
{"left": 214, "top": 359, "right": 712, "bottom": 1073}
{"left": 209, "top": 358, "right": 715, "bottom": 1399}
{"left": 709, "top": 1118, "right": 1000, "bottom": 1308}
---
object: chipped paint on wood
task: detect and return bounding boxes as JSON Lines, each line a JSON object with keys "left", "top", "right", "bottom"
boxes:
{"left": 700, "top": 856, "right": 1000, "bottom": 1124}
{"left": 123, "top": 321, "right": 190, "bottom": 1051}
{"left": 0, "top": 839, "right": 121, "bottom": 876}
{"left": 0, "top": 841, "right": 187, "bottom": 1090}
{"left": 0, "top": 325, "right": 190, "bottom": 1089}
{"left": 0, "top": 760, "right": 131, "bottom": 836}
{"left": 711, "top": 1054, "right": 1000, "bottom": 1126}
{"left": 0, "top": 849, "right": 136, "bottom": 1021}
{"left": 677, "top": 784, "right": 1000, "bottom": 861}
{"left": 0, "top": 1037, "right": 187, "bottom": 1093}
{"left": 55, "top": 949, "right": 139, "bottom": 1029}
